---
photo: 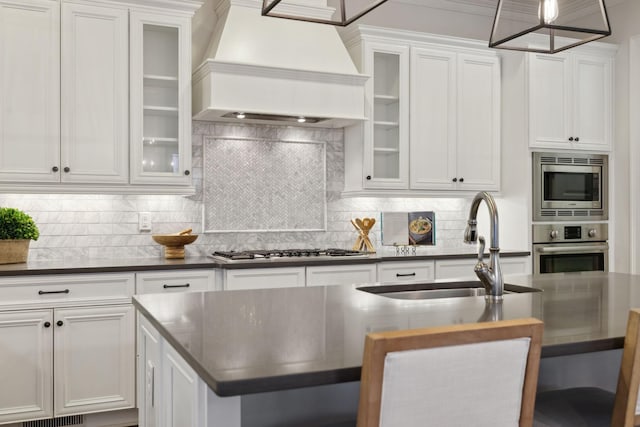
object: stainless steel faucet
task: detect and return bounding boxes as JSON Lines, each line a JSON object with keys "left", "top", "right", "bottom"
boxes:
{"left": 463, "top": 191, "right": 504, "bottom": 302}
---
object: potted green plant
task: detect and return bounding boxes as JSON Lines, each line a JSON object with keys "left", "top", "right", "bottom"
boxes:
{"left": 0, "top": 207, "right": 39, "bottom": 264}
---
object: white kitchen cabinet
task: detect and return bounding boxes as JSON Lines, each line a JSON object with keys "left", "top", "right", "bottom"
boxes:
{"left": 0, "top": 273, "right": 135, "bottom": 424}
{"left": 61, "top": 1, "right": 129, "bottom": 184}
{"left": 306, "top": 264, "right": 377, "bottom": 287}
{"left": 377, "top": 260, "right": 435, "bottom": 284}
{"left": 224, "top": 267, "right": 306, "bottom": 290}
{"left": 344, "top": 36, "right": 410, "bottom": 192}
{"left": 342, "top": 26, "right": 501, "bottom": 195}
{"left": 136, "top": 269, "right": 216, "bottom": 294}
{"left": 0, "top": 310, "right": 53, "bottom": 423}
{"left": 528, "top": 47, "right": 614, "bottom": 152}
{"left": 435, "top": 256, "right": 531, "bottom": 281}
{"left": 54, "top": 304, "right": 135, "bottom": 416}
{"left": 138, "top": 314, "right": 162, "bottom": 427}
{"left": 162, "top": 341, "right": 200, "bottom": 427}
{"left": 138, "top": 318, "right": 240, "bottom": 427}
{"left": 344, "top": 39, "right": 410, "bottom": 192}
{"left": 410, "top": 48, "right": 500, "bottom": 191}
{"left": 129, "top": 11, "right": 192, "bottom": 185}
{"left": 0, "top": 0, "right": 60, "bottom": 183}
{"left": 0, "top": 0, "right": 198, "bottom": 193}
{"left": 0, "top": 0, "right": 129, "bottom": 185}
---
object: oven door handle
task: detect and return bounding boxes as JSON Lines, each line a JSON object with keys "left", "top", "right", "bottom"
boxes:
{"left": 536, "top": 245, "right": 608, "bottom": 254}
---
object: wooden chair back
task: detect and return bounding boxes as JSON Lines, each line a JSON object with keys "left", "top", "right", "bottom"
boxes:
{"left": 612, "top": 309, "right": 640, "bottom": 426}
{"left": 357, "top": 317, "right": 544, "bottom": 427}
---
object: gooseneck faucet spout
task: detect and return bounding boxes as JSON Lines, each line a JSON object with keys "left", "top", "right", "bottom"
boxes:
{"left": 464, "top": 191, "right": 503, "bottom": 302}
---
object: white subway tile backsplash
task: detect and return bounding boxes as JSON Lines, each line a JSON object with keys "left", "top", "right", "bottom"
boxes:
{"left": 0, "top": 121, "right": 475, "bottom": 260}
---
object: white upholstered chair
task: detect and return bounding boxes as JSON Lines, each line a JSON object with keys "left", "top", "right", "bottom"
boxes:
{"left": 534, "top": 309, "right": 640, "bottom": 427}
{"left": 355, "top": 318, "right": 544, "bottom": 427}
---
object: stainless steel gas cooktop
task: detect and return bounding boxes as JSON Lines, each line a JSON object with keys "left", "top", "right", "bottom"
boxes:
{"left": 210, "top": 248, "right": 369, "bottom": 262}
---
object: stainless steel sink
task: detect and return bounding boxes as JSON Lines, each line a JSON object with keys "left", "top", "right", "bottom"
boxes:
{"left": 357, "top": 281, "right": 541, "bottom": 301}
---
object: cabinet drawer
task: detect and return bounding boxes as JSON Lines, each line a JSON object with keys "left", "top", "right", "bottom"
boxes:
{"left": 377, "top": 261, "right": 435, "bottom": 283}
{"left": 225, "top": 267, "right": 305, "bottom": 291}
{"left": 136, "top": 270, "right": 215, "bottom": 294}
{"left": 501, "top": 257, "right": 531, "bottom": 276}
{"left": 0, "top": 273, "right": 134, "bottom": 309}
{"left": 306, "top": 264, "right": 377, "bottom": 287}
{"left": 435, "top": 257, "right": 530, "bottom": 280}
{"left": 435, "top": 259, "right": 476, "bottom": 280}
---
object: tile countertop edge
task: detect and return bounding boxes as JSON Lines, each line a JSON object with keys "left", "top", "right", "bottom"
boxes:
{"left": 0, "top": 250, "right": 531, "bottom": 276}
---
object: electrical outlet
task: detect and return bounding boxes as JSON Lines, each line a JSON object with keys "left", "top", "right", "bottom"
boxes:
{"left": 139, "top": 212, "right": 152, "bottom": 232}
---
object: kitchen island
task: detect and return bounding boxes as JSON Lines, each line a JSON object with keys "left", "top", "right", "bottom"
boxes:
{"left": 133, "top": 271, "right": 634, "bottom": 427}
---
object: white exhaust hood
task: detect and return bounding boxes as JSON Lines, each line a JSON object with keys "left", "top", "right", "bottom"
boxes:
{"left": 192, "top": 0, "right": 368, "bottom": 127}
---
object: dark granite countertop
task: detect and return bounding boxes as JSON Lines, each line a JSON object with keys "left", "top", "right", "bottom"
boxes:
{"left": 0, "top": 250, "right": 530, "bottom": 276}
{"left": 132, "top": 271, "right": 632, "bottom": 397}
{"left": 0, "top": 257, "right": 219, "bottom": 277}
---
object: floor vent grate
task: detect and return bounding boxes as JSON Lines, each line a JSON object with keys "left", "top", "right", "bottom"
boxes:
{"left": 23, "top": 415, "right": 84, "bottom": 427}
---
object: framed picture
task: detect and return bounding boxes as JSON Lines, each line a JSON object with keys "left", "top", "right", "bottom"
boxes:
{"left": 408, "top": 211, "right": 435, "bottom": 245}
{"left": 381, "top": 211, "right": 436, "bottom": 246}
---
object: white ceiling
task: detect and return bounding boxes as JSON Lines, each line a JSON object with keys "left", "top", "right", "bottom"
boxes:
{"left": 395, "top": 0, "right": 628, "bottom": 20}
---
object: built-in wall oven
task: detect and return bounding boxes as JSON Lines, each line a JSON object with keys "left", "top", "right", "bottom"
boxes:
{"left": 533, "top": 152, "right": 608, "bottom": 221}
{"left": 533, "top": 223, "right": 608, "bottom": 275}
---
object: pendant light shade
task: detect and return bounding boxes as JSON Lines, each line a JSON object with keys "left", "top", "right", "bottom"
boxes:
{"left": 489, "top": 0, "right": 611, "bottom": 53}
{"left": 262, "top": 0, "right": 389, "bottom": 26}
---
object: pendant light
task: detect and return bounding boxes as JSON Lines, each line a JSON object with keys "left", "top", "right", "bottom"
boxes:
{"left": 262, "top": 0, "right": 389, "bottom": 26}
{"left": 489, "top": 0, "right": 611, "bottom": 53}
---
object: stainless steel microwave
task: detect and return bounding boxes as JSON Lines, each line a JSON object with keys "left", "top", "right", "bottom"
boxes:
{"left": 533, "top": 152, "right": 608, "bottom": 221}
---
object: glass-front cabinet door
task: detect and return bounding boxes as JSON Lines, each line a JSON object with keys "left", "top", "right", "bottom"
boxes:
{"left": 129, "top": 12, "right": 192, "bottom": 185}
{"left": 363, "top": 42, "right": 409, "bottom": 189}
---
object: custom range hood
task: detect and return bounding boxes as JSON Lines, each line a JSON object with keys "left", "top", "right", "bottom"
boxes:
{"left": 192, "top": 0, "right": 368, "bottom": 127}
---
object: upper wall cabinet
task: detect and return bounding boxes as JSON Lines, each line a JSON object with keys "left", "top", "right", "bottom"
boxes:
{"left": 410, "top": 48, "right": 500, "bottom": 191}
{"left": 342, "top": 26, "right": 501, "bottom": 196}
{"left": 528, "top": 46, "right": 615, "bottom": 152}
{"left": 61, "top": 2, "right": 129, "bottom": 184}
{"left": 0, "top": 0, "right": 60, "bottom": 183}
{"left": 129, "top": 12, "right": 192, "bottom": 185}
{"left": 360, "top": 42, "right": 410, "bottom": 190}
{"left": 0, "top": 0, "right": 199, "bottom": 194}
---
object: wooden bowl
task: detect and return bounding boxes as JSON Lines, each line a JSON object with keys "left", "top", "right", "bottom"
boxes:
{"left": 152, "top": 234, "right": 198, "bottom": 259}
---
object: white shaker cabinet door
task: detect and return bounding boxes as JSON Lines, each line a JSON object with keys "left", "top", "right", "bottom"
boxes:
{"left": 528, "top": 53, "right": 572, "bottom": 148}
{"left": 409, "top": 47, "right": 457, "bottom": 190}
{"left": 138, "top": 314, "right": 162, "bottom": 427}
{"left": 61, "top": 2, "right": 129, "bottom": 184}
{"left": 162, "top": 342, "right": 199, "bottom": 427}
{"left": 0, "top": 310, "right": 53, "bottom": 424}
{"left": 572, "top": 53, "right": 612, "bottom": 151}
{"left": 0, "top": 0, "right": 60, "bottom": 182}
{"left": 53, "top": 304, "right": 135, "bottom": 416}
{"left": 455, "top": 53, "right": 501, "bottom": 191}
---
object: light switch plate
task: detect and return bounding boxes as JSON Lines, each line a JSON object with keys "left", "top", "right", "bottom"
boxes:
{"left": 139, "top": 212, "right": 152, "bottom": 232}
